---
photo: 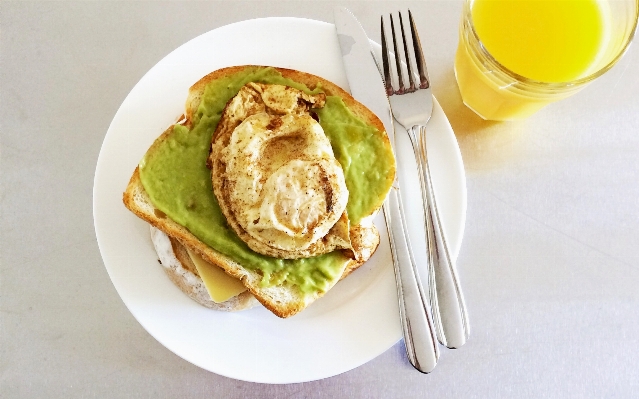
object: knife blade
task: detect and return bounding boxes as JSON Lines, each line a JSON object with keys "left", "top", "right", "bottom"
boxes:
{"left": 334, "top": 6, "right": 439, "bottom": 373}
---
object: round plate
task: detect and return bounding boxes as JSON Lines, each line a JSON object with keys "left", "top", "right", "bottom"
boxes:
{"left": 93, "top": 17, "right": 466, "bottom": 384}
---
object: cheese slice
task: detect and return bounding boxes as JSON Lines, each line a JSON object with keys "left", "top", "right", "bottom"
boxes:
{"left": 185, "top": 247, "right": 247, "bottom": 303}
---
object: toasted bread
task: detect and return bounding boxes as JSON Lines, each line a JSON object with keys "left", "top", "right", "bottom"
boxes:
{"left": 123, "top": 66, "right": 392, "bottom": 318}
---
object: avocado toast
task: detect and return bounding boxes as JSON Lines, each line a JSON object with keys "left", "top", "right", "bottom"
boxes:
{"left": 123, "top": 66, "right": 395, "bottom": 318}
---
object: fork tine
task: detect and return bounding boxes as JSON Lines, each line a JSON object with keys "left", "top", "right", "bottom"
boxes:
{"left": 398, "top": 12, "right": 416, "bottom": 93}
{"left": 381, "top": 16, "right": 394, "bottom": 96}
{"left": 389, "top": 14, "right": 406, "bottom": 94}
{"left": 408, "top": 10, "right": 430, "bottom": 89}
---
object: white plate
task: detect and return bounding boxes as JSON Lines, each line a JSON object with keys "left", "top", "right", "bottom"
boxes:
{"left": 93, "top": 17, "right": 466, "bottom": 384}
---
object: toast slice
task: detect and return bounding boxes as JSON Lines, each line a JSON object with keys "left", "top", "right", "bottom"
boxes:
{"left": 123, "top": 66, "right": 393, "bottom": 318}
{"left": 124, "top": 168, "right": 379, "bottom": 317}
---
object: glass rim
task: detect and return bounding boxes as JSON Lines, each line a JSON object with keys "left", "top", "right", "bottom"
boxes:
{"left": 464, "top": 0, "right": 639, "bottom": 89}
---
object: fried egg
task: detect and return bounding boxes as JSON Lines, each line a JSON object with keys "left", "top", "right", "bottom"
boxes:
{"left": 210, "top": 83, "right": 352, "bottom": 259}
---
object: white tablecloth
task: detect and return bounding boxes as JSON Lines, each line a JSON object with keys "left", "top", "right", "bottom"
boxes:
{"left": 2, "top": 1, "right": 638, "bottom": 397}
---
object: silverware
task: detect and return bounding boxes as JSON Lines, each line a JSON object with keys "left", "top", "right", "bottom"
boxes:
{"left": 334, "top": 7, "right": 439, "bottom": 373}
{"left": 381, "top": 10, "right": 470, "bottom": 349}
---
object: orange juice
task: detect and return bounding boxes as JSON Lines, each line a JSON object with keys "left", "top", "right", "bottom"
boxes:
{"left": 473, "top": 0, "right": 607, "bottom": 82}
{"left": 455, "top": 0, "right": 611, "bottom": 120}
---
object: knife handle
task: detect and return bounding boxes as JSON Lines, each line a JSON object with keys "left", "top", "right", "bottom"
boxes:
{"left": 383, "top": 186, "right": 439, "bottom": 373}
{"left": 414, "top": 125, "right": 470, "bottom": 349}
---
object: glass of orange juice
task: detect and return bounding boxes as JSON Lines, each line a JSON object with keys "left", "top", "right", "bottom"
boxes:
{"left": 455, "top": 0, "right": 639, "bottom": 121}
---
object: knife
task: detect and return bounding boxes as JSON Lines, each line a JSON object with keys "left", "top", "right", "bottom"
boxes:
{"left": 334, "top": 6, "right": 439, "bottom": 373}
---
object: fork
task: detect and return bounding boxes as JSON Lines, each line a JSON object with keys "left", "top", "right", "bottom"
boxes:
{"left": 381, "top": 10, "right": 470, "bottom": 349}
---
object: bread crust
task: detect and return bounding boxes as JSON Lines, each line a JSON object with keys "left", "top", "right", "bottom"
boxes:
{"left": 123, "top": 66, "right": 389, "bottom": 318}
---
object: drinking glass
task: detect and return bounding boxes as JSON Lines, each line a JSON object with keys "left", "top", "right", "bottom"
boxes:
{"left": 455, "top": 0, "right": 639, "bottom": 121}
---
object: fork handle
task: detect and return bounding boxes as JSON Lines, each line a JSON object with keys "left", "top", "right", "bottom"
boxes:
{"left": 383, "top": 185, "right": 439, "bottom": 373}
{"left": 411, "top": 125, "right": 470, "bottom": 349}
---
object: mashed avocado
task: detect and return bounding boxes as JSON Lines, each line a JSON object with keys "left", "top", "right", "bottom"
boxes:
{"left": 139, "top": 67, "right": 394, "bottom": 294}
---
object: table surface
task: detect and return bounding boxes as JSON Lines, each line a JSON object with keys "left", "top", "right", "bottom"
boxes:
{"left": 2, "top": 1, "right": 639, "bottom": 397}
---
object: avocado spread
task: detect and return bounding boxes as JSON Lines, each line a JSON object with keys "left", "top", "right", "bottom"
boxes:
{"left": 139, "top": 67, "right": 394, "bottom": 295}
